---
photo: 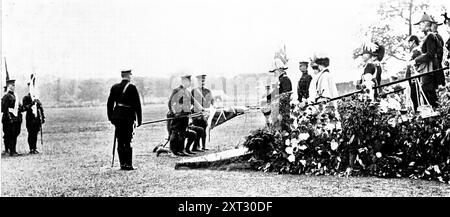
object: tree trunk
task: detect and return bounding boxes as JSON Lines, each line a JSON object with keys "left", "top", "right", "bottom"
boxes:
{"left": 409, "top": 0, "right": 413, "bottom": 36}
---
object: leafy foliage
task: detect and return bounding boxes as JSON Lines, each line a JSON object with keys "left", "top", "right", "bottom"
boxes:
{"left": 243, "top": 86, "right": 450, "bottom": 184}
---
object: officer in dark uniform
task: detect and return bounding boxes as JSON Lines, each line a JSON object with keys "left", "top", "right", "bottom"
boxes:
{"left": 405, "top": 35, "right": 422, "bottom": 112}
{"left": 191, "top": 74, "right": 214, "bottom": 151}
{"left": 107, "top": 70, "right": 142, "bottom": 170}
{"left": 430, "top": 15, "right": 446, "bottom": 87}
{"left": 2, "top": 74, "right": 23, "bottom": 156}
{"left": 168, "top": 75, "right": 203, "bottom": 157}
{"left": 267, "top": 68, "right": 292, "bottom": 102}
{"left": 410, "top": 13, "right": 441, "bottom": 108}
{"left": 22, "top": 78, "right": 45, "bottom": 154}
{"left": 297, "top": 61, "right": 312, "bottom": 102}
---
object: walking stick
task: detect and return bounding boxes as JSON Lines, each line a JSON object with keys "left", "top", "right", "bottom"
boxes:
{"left": 111, "top": 131, "right": 116, "bottom": 167}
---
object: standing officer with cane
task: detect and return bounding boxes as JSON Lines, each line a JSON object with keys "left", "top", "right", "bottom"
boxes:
{"left": 107, "top": 69, "right": 142, "bottom": 170}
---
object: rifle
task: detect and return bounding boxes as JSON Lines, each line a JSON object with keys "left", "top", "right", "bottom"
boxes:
{"left": 140, "top": 112, "right": 204, "bottom": 126}
{"left": 307, "top": 66, "right": 449, "bottom": 107}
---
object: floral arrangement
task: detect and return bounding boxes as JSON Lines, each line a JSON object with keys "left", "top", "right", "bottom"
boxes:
{"left": 243, "top": 85, "right": 450, "bottom": 183}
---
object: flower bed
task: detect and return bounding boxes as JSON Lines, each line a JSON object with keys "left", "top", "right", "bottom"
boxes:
{"left": 243, "top": 86, "right": 450, "bottom": 183}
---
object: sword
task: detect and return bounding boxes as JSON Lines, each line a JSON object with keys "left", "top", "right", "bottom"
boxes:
{"left": 40, "top": 124, "right": 43, "bottom": 146}
{"left": 111, "top": 131, "right": 116, "bottom": 167}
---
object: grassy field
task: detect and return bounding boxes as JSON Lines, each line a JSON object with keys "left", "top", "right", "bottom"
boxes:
{"left": 1, "top": 104, "right": 450, "bottom": 197}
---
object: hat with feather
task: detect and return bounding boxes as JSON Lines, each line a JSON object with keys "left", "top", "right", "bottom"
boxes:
{"left": 269, "top": 45, "right": 289, "bottom": 73}
{"left": 361, "top": 41, "right": 385, "bottom": 61}
{"left": 441, "top": 12, "right": 450, "bottom": 25}
{"left": 414, "top": 12, "right": 433, "bottom": 25}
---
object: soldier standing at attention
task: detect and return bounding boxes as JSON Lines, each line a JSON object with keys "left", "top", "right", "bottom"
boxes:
{"left": 409, "top": 13, "right": 441, "bottom": 108}
{"left": 2, "top": 71, "right": 23, "bottom": 156}
{"left": 107, "top": 70, "right": 142, "bottom": 170}
{"left": 191, "top": 74, "right": 214, "bottom": 151}
{"left": 297, "top": 60, "right": 312, "bottom": 102}
{"left": 22, "top": 74, "right": 45, "bottom": 154}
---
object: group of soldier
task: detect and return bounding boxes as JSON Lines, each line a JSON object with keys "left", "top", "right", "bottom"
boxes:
{"left": 2, "top": 73, "right": 45, "bottom": 157}
{"left": 404, "top": 12, "right": 450, "bottom": 112}
{"left": 16, "top": 11, "right": 447, "bottom": 171}
{"left": 166, "top": 74, "right": 214, "bottom": 157}
{"left": 107, "top": 70, "right": 214, "bottom": 170}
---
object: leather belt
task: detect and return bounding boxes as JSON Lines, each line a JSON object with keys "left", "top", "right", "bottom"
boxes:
{"left": 117, "top": 103, "right": 131, "bottom": 108}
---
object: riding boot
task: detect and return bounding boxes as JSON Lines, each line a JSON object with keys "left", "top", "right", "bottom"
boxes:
{"left": 10, "top": 139, "right": 19, "bottom": 156}
{"left": 185, "top": 139, "right": 196, "bottom": 155}
{"left": 117, "top": 147, "right": 126, "bottom": 168}
{"left": 3, "top": 138, "right": 10, "bottom": 154}
{"left": 124, "top": 147, "right": 135, "bottom": 170}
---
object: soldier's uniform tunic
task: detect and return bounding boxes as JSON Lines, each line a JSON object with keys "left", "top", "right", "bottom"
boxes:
{"left": 297, "top": 72, "right": 312, "bottom": 102}
{"left": 22, "top": 94, "right": 45, "bottom": 153}
{"left": 413, "top": 32, "right": 441, "bottom": 108}
{"left": 191, "top": 86, "right": 213, "bottom": 150}
{"left": 266, "top": 72, "right": 292, "bottom": 102}
{"left": 168, "top": 85, "right": 197, "bottom": 155}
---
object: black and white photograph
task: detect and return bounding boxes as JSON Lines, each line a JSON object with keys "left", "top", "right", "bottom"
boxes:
{"left": 1, "top": 0, "right": 450, "bottom": 204}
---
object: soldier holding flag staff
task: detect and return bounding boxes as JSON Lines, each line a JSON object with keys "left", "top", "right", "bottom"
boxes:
{"left": 22, "top": 74, "right": 45, "bottom": 154}
{"left": 2, "top": 63, "right": 23, "bottom": 156}
{"left": 107, "top": 69, "right": 142, "bottom": 170}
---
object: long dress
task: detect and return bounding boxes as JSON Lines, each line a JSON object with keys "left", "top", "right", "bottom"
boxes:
{"left": 315, "top": 68, "right": 339, "bottom": 110}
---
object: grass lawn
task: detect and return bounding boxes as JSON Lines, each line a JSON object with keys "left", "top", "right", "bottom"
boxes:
{"left": 1, "top": 104, "right": 449, "bottom": 197}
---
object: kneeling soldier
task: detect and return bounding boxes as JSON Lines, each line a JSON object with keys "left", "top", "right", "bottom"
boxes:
{"left": 168, "top": 75, "right": 204, "bottom": 157}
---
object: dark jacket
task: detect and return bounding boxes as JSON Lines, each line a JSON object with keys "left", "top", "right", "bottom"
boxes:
{"left": 363, "top": 63, "right": 382, "bottom": 86}
{"left": 414, "top": 32, "right": 440, "bottom": 90}
{"left": 107, "top": 80, "right": 142, "bottom": 125}
{"left": 22, "top": 93, "right": 45, "bottom": 129}
{"left": 297, "top": 72, "right": 312, "bottom": 101}
{"left": 1, "top": 91, "right": 20, "bottom": 123}
{"left": 1, "top": 91, "right": 22, "bottom": 136}
{"left": 267, "top": 72, "right": 292, "bottom": 102}
{"left": 433, "top": 32, "right": 445, "bottom": 87}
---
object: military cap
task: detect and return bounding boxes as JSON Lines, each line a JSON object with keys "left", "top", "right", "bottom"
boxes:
{"left": 121, "top": 69, "right": 132, "bottom": 75}
{"left": 181, "top": 75, "right": 191, "bottom": 80}
{"left": 414, "top": 12, "right": 433, "bottom": 25}
{"left": 299, "top": 61, "right": 309, "bottom": 66}
{"left": 195, "top": 74, "right": 207, "bottom": 79}
{"left": 361, "top": 42, "right": 385, "bottom": 61}
{"left": 442, "top": 12, "right": 450, "bottom": 24}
